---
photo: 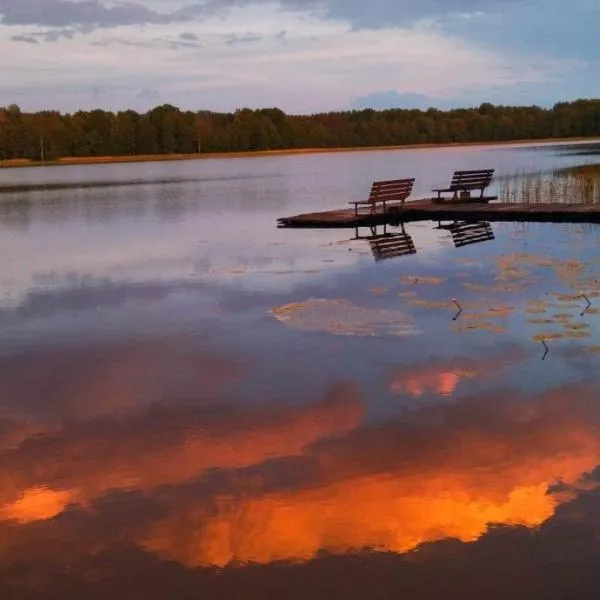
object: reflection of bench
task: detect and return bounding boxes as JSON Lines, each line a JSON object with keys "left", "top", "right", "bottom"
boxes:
{"left": 433, "top": 169, "right": 495, "bottom": 203}
{"left": 350, "top": 178, "right": 415, "bottom": 215}
{"left": 368, "top": 232, "right": 417, "bottom": 261}
{"left": 439, "top": 221, "right": 495, "bottom": 248}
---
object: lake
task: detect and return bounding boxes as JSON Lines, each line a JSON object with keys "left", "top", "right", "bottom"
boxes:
{"left": 2, "top": 141, "right": 600, "bottom": 599}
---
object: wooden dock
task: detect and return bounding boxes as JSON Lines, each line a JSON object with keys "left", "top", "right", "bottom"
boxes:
{"left": 277, "top": 199, "right": 600, "bottom": 228}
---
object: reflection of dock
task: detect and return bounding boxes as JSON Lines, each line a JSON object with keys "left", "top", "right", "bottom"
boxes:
{"left": 278, "top": 199, "right": 600, "bottom": 228}
{"left": 354, "top": 225, "right": 417, "bottom": 262}
{"left": 437, "top": 221, "right": 495, "bottom": 248}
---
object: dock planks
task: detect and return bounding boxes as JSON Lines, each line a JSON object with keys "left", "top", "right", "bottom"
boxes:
{"left": 277, "top": 199, "right": 600, "bottom": 228}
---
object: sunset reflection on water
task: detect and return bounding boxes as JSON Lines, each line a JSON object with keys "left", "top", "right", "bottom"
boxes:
{"left": 3, "top": 145, "right": 600, "bottom": 599}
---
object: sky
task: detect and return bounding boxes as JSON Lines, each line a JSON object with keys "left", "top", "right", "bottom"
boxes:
{"left": 0, "top": 0, "right": 598, "bottom": 114}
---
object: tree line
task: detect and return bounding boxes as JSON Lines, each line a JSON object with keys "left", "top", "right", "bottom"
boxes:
{"left": 1, "top": 99, "right": 600, "bottom": 161}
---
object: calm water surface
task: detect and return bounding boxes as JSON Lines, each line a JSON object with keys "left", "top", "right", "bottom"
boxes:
{"left": 2, "top": 142, "right": 600, "bottom": 599}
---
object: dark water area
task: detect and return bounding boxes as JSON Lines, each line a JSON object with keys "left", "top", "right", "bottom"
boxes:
{"left": 2, "top": 142, "right": 600, "bottom": 599}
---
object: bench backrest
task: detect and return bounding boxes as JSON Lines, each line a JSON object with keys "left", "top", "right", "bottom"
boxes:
{"left": 448, "top": 169, "right": 494, "bottom": 191}
{"left": 369, "top": 178, "right": 415, "bottom": 204}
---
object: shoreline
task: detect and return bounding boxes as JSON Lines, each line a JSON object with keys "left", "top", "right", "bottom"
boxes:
{"left": 1, "top": 136, "right": 599, "bottom": 170}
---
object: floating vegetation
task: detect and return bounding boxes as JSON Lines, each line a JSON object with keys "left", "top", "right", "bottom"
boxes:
{"left": 531, "top": 330, "right": 591, "bottom": 342}
{"left": 398, "top": 291, "right": 419, "bottom": 298}
{"left": 551, "top": 293, "right": 582, "bottom": 303}
{"left": 458, "top": 305, "right": 515, "bottom": 321}
{"left": 488, "top": 305, "right": 515, "bottom": 317}
{"left": 460, "top": 313, "right": 489, "bottom": 322}
{"left": 453, "top": 322, "right": 506, "bottom": 334}
{"left": 463, "top": 282, "right": 524, "bottom": 294}
{"left": 531, "top": 333, "right": 562, "bottom": 342}
{"left": 271, "top": 299, "right": 417, "bottom": 337}
{"left": 586, "top": 346, "right": 600, "bottom": 353}
{"left": 494, "top": 267, "right": 530, "bottom": 282}
{"left": 553, "top": 313, "right": 573, "bottom": 321}
{"left": 369, "top": 286, "right": 388, "bottom": 295}
{"left": 526, "top": 300, "right": 549, "bottom": 315}
{"left": 563, "top": 322, "right": 590, "bottom": 331}
{"left": 463, "top": 283, "right": 488, "bottom": 292}
{"left": 528, "top": 318, "right": 555, "bottom": 324}
{"left": 528, "top": 258, "right": 558, "bottom": 268}
{"left": 400, "top": 276, "right": 446, "bottom": 286}
{"left": 561, "top": 330, "right": 592, "bottom": 339}
{"left": 209, "top": 268, "right": 247, "bottom": 275}
{"left": 407, "top": 299, "right": 455, "bottom": 309}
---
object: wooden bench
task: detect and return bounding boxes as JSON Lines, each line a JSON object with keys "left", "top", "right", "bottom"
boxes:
{"left": 433, "top": 169, "right": 495, "bottom": 203}
{"left": 350, "top": 178, "right": 415, "bottom": 215}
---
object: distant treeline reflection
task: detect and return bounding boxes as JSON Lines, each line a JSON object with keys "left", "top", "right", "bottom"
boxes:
{"left": 2, "top": 99, "right": 600, "bottom": 160}
{"left": 500, "top": 164, "right": 600, "bottom": 204}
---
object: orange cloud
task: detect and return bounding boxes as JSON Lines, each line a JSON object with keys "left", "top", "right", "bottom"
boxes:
{"left": 391, "top": 369, "right": 464, "bottom": 397}
{"left": 142, "top": 386, "right": 600, "bottom": 567}
{"left": 0, "top": 382, "right": 363, "bottom": 520}
{"left": 389, "top": 350, "right": 524, "bottom": 397}
{"left": 0, "top": 487, "right": 73, "bottom": 524}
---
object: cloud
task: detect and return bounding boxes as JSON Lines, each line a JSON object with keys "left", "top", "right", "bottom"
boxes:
{"left": 179, "top": 31, "right": 198, "bottom": 41}
{"left": 3, "top": 377, "right": 599, "bottom": 571}
{"left": 0, "top": 0, "right": 188, "bottom": 29}
{"left": 388, "top": 349, "right": 525, "bottom": 397}
{"left": 142, "top": 383, "right": 600, "bottom": 567}
{"left": 9, "top": 34, "right": 38, "bottom": 43}
{"left": 225, "top": 32, "right": 263, "bottom": 45}
{"left": 0, "top": 373, "right": 362, "bottom": 510}
{"left": 0, "top": 0, "right": 595, "bottom": 115}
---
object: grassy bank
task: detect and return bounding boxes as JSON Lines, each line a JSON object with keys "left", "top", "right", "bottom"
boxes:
{"left": 1, "top": 136, "right": 600, "bottom": 170}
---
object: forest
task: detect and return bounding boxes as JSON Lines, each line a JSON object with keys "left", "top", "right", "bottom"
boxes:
{"left": 1, "top": 99, "right": 600, "bottom": 161}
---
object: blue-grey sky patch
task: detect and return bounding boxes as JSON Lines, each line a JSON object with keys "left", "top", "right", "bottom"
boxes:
{"left": 440, "top": 1, "right": 600, "bottom": 61}
{"left": 351, "top": 91, "right": 452, "bottom": 111}
{"left": 136, "top": 88, "right": 161, "bottom": 101}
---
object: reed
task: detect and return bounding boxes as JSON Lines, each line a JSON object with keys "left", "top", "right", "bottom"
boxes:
{"left": 499, "top": 164, "right": 600, "bottom": 205}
